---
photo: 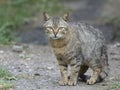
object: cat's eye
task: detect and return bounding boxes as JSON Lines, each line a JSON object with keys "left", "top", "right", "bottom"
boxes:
{"left": 47, "top": 27, "right": 52, "bottom": 30}
{"left": 58, "top": 27, "right": 67, "bottom": 31}
{"left": 46, "top": 27, "right": 53, "bottom": 31}
{"left": 59, "top": 27, "right": 64, "bottom": 30}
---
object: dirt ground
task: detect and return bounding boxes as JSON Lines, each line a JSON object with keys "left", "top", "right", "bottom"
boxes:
{"left": 0, "top": 0, "right": 120, "bottom": 90}
{"left": 0, "top": 44, "right": 120, "bottom": 90}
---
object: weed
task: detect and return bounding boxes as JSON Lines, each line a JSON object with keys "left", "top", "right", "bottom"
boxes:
{"left": 0, "top": 68, "right": 12, "bottom": 78}
{"left": 0, "top": 68, "right": 15, "bottom": 89}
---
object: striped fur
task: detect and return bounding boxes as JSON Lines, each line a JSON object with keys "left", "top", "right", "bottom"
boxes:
{"left": 43, "top": 13, "right": 108, "bottom": 86}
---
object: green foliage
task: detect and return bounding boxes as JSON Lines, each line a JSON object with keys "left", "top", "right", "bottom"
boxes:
{"left": 0, "top": 0, "right": 64, "bottom": 44}
{"left": 0, "top": 68, "right": 13, "bottom": 78}
{"left": 0, "top": 24, "right": 16, "bottom": 44}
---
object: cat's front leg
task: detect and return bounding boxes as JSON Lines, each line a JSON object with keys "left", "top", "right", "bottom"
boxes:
{"left": 68, "top": 59, "right": 81, "bottom": 86}
{"left": 58, "top": 59, "right": 68, "bottom": 86}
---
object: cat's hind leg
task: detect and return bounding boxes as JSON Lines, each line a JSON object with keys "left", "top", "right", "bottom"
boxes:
{"left": 87, "top": 67, "right": 102, "bottom": 85}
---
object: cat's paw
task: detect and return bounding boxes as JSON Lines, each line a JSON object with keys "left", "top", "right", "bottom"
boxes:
{"left": 59, "top": 79, "right": 68, "bottom": 86}
{"left": 68, "top": 79, "right": 77, "bottom": 86}
{"left": 87, "top": 78, "right": 96, "bottom": 85}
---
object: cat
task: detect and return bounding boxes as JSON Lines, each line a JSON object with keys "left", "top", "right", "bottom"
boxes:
{"left": 43, "top": 12, "right": 109, "bottom": 86}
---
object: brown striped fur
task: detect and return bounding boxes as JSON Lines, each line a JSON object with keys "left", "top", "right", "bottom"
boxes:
{"left": 43, "top": 13, "right": 109, "bottom": 86}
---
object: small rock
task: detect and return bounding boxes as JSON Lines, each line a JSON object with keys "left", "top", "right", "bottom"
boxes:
{"left": 34, "top": 73, "right": 40, "bottom": 76}
{"left": 19, "top": 54, "right": 25, "bottom": 58}
{"left": 19, "top": 52, "right": 31, "bottom": 60}
{"left": 47, "top": 66, "right": 54, "bottom": 70}
{"left": 12, "top": 45, "right": 23, "bottom": 52}
{"left": 26, "top": 57, "right": 31, "bottom": 60}
{"left": 114, "top": 42, "right": 120, "bottom": 47}
{"left": 109, "top": 77, "right": 114, "bottom": 80}
{"left": 0, "top": 50, "right": 4, "bottom": 54}
{"left": 18, "top": 69, "right": 22, "bottom": 72}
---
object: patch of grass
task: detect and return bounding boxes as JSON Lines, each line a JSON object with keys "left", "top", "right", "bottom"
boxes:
{"left": 0, "top": 68, "right": 16, "bottom": 80}
{"left": 0, "top": 68, "right": 15, "bottom": 89}
{"left": 112, "top": 83, "right": 120, "bottom": 90}
{"left": 0, "top": 0, "right": 66, "bottom": 44}
{"left": 0, "top": 24, "right": 16, "bottom": 44}
{"left": 0, "top": 68, "right": 13, "bottom": 78}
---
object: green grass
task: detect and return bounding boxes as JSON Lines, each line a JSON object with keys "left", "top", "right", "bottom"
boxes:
{"left": 0, "top": 0, "right": 66, "bottom": 44}
{"left": 112, "top": 83, "right": 120, "bottom": 90}
{"left": 0, "top": 68, "right": 15, "bottom": 89}
{"left": 0, "top": 68, "right": 12, "bottom": 78}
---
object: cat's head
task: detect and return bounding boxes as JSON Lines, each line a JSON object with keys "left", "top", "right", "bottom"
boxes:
{"left": 43, "top": 12, "right": 69, "bottom": 40}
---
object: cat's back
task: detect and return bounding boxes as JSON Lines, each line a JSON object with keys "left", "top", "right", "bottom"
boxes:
{"left": 69, "top": 22, "right": 105, "bottom": 42}
{"left": 69, "top": 22, "right": 106, "bottom": 59}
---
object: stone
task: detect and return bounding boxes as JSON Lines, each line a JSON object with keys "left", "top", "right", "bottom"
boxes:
{"left": 12, "top": 45, "right": 23, "bottom": 52}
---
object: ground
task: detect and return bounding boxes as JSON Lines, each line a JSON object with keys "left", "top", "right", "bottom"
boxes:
{"left": 0, "top": 0, "right": 120, "bottom": 90}
{"left": 0, "top": 44, "right": 120, "bottom": 90}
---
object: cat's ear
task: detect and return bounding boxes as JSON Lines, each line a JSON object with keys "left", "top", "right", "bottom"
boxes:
{"left": 43, "top": 12, "right": 50, "bottom": 21}
{"left": 63, "top": 12, "right": 69, "bottom": 22}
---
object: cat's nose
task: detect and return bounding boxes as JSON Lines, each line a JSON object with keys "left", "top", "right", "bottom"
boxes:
{"left": 54, "top": 34, "right": 57, "bottom": 38}
{"left": 53, "top": 30, "right": 59, "bottom": 37}
{"left": 54, "top": 31, "right": 58, "bottom": 35}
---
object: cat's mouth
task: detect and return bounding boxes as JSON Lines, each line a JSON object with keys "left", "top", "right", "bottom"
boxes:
{"left": 50, "top": 35, "right": 59, "bottom": 40}
{"left": 51, "top": 36, "right": 59, "bottom": 40}
{"left": 50, "top": 34, "right": 65, "bottom": 40}
{"left": 50, "top": 36, "right": 63, "bottom": 40}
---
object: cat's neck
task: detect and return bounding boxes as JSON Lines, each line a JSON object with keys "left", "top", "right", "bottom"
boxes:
{"left": 50, "top": 31, "right": 70, "bottom": 48}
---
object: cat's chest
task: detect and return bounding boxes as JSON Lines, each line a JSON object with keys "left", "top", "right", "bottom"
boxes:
{"left": 53, "top": 46, "right": 67, "bottom": 56}
{"left": 53, "top": 46, "right": 75, "bottom": 61}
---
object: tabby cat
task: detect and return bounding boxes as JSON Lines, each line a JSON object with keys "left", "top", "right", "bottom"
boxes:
{"left": 43, "top": 12, "right": 108, "bottom": 86}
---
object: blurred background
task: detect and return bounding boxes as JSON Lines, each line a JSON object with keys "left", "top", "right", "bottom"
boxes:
{"left": 0, "top": 0, "right": 120, "bottom": 90}
{"left": 0, "top": 0, "right": 120, "bottom": 45}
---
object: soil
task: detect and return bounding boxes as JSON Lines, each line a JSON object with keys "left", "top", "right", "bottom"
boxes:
{"left": 0, "top": 44, "right": 120, "bottom": 90}
{"left": 0, "top": 0, "right": 120, "bottom": 90}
